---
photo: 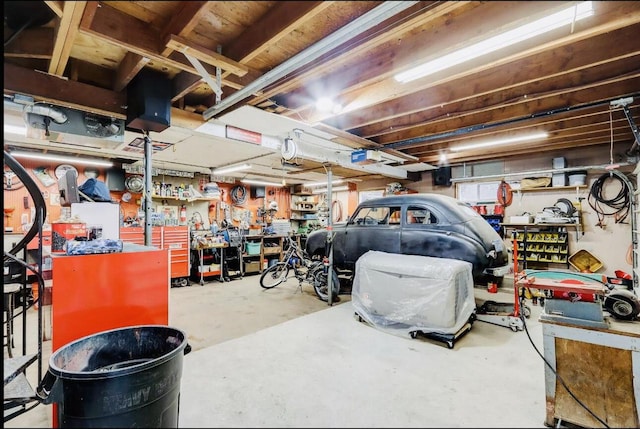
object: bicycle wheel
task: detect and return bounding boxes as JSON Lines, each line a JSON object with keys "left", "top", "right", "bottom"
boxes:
{"left": 260, "top": 262, "right": 290, "bottom": 289}
{"left": 311, "top": 266, "right": 340, "bottom": 302}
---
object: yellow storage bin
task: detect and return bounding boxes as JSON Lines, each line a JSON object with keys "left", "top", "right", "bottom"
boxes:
{"left": 568, "top": 249, "right": 603, "bottom": 273}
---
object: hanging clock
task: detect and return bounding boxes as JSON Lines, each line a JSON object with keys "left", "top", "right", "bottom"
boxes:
{"left": 54, "top": 164, "right": 78, "bottom": 179}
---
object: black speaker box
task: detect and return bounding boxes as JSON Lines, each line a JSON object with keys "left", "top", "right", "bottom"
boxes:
{"left": 126, "top": 69, "right": 172, "bottom": 133}
{"left": 106, "top": 168, "right": 126, "bottom": 191}
{"left": 250, "top": 186, "right": 266, "bottom": 199}
{"left": 433, "top": 166, "right": 452, "bottom": 187}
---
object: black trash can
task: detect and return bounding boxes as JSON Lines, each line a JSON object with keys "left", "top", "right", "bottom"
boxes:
{"left": 37, "top": 325, "right": 189, "bottom": 428}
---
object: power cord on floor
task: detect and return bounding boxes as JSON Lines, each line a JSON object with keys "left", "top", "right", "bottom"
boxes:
{"left": 519, "top": 305, "right": 610, "bottom": 428}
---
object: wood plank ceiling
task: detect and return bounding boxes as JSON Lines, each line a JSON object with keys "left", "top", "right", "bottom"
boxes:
{"left": 4, "top": 1, "right": 640, "bottom": 183}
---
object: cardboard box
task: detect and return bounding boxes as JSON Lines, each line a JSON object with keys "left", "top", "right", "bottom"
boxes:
{"left": 244, "top": 261, "right": 261, "bottom": 273}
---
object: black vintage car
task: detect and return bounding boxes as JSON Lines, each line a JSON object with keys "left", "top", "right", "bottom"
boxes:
{"left": 305, "top": 193, "right": 510, "bottom": 285}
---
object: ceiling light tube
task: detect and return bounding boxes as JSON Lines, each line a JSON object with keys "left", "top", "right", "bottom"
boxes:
{"left": 305, "top": 179, "right": 345, "bottom": 187}
{"left": 450, "top": 132, "right": 548, "bottom": 152}
{"left": 395, "top": 1, "right": 594, "bottom": 83}
{"left": 312, "top": 185, "right": 350, "bottom": 194}
{"left": 212, "top": 163, "right": 251, "bottom": 175}
{"left": 4, "top": 124, "right": 27, "bottom": 136}
{"left": 9, "top": 150, "right": 114, "bottom": 167}
{"left": 241, "top": 179, "right": 284, "bottom": 187}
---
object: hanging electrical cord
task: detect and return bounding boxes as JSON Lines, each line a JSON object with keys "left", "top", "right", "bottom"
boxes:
{"left": 587, "top": 173, "right": 631, "bottom": 227}
{"left": 519, "top": 311, "right": 610, "bottom": 428}
{"left": 230, "top": 185, "right": 247, "bottom": 205}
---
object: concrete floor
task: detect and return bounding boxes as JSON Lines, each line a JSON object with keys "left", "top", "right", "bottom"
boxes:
{"left": 5, "top": 274, "right": 549, "bottom": 428}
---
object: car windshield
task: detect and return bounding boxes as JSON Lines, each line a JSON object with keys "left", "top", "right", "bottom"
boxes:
{"left": 350, "top": 206, "right": 391, "bottom": 225}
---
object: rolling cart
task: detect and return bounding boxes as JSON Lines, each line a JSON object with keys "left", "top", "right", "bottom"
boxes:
{"left": 223, "top": 227, "right": 244, "bottom": 279}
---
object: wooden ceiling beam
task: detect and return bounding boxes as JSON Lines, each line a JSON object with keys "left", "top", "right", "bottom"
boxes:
{"left": 172, "top": 72, "right": 204, "bottom": 102}
{"left": 160, "top": 1, "right": 209, "bottom": 53}
{"left": 377, "top": 75, "right": 640, "bottom": 149}
{"left": 48, "top": 1, "right": 86, "bottom": 76}
{"left": 44, "top": 1, "right": 64, "bottom": 18}
{"left": 412, "top": 120, "right": 634, "bottom": 157}
{"left": 3, "top": 27, "right": 54, "bottom": 59}
{"left": 359, "top": 54, "right": 640, "bottom": 142}
{"left": 405, "top": 113, "right": 633, "bottom": 152}
{"left": 273, "top": 1, "right": 539, "bottom": 113}
{"left": 334, "top": 23, "right": 640, "bottom": 135}
{"left": 4, "top": 62, "right": 126, "bottom": 118}
{"left": 165, "top": 34, "right": 249, "bottom": 77}
{"left": 3, "top": 62, "right": 208, "bottom": 130}
{"left": 78, "top": 2, "right": 247, "bottom": 93}
{"left": 255, "top": 1, "right": 459, "bottom": 106}
{"left": 113, "top": 52, "right": 149, "bottom": 92}
{"left": 225, "top": 1, "right": 332, "bottom": 63}
{"left": 279, "top": 2, "right": 640, "bottom": 125}
{"left": 112, "top": 0, "right": 208, "bottom": 92}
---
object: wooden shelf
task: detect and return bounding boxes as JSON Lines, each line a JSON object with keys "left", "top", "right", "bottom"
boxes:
{"left": 501, "top": 223, "right": 581, "bottom": 227}
{"left": 151, "top": 195, "right": 216, "bottom": 202}
{"left": 514, "top": 185, "right": 587, "bottom": 193}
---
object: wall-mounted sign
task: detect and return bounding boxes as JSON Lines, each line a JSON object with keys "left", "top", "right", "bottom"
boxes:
{"left": 225, "top": 125, "right": 261, "bottom": 144}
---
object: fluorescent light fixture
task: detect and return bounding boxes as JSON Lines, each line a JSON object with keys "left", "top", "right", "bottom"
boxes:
{"left": 9, "top": 150, "right": 114, "bottom": 167}
{"left": 395, "top": 1, "right": 594, "bottom": 83}
{"left": 212, "top": 163, "right": 251, "bottom": 175}
{"left": 241, "top": 179, "right": 284, "bottom": 187}
{"left": 450, "top": 132, "right": 548, "bottom": 152}
{"left": 312, "top": 185, "right": 350, "bottom": 194}
{"left": 4, "top": 124, "right": 27, "bottom": 136}
{"left": 305, "top": 179, "right": 345, "bottom": 187}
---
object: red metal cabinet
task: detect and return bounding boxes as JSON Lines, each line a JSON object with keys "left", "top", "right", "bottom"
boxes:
{"left": 50, "top": 246, "right": 169, "bottom": 428}
{"left": 162, "top": 226, "right": 190, "bottom": 279}
{"left": 51, "top": 246, "right": 170, "bottom": 351}
{"left": 120, "top": 226, "right": 190, "bottom": 284}
{"left": 26, "top": 230, "right": 51, "bottom": 250}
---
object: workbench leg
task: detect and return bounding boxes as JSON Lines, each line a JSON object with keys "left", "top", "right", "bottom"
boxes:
{"left": 219, "top": 247, "right": 225, "bottom": 282}
{"left": 199, "top": 249, "right": 205, "bottom": 286}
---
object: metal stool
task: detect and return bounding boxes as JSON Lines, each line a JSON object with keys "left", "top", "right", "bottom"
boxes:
{"left": 3, "top": 283, "right": 21, "bottom": 358}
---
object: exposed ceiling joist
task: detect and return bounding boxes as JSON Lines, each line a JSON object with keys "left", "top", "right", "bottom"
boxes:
{"left": 166, "top": 34, "right": 249, "bottom": 77}
{"left": 202, "top": 0, "right": 420, "bottom": 121}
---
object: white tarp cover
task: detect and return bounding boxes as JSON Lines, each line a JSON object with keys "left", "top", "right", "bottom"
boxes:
{"left": 352, "top": 251, "right": 476, "bottom": 337}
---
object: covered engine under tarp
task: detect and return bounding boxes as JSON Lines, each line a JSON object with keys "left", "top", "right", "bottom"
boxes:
{"left": 352, "top": 251, "right": 476, "bottom": 337}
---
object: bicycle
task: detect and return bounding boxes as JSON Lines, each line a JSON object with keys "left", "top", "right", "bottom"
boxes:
{"left": 259, "top": 235, "right": 340, "bottom": 302}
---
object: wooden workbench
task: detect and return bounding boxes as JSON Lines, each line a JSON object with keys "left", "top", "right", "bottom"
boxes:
{"left": 541, "top": 317, "right": 640, "bottom": 428}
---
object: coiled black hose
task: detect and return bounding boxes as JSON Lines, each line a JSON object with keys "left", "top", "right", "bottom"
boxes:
{"left": 587, "top": 173, "right": 630, "bottom": 226}
{"left": 230, "top": 185, "right": 247, "bottom": 205}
